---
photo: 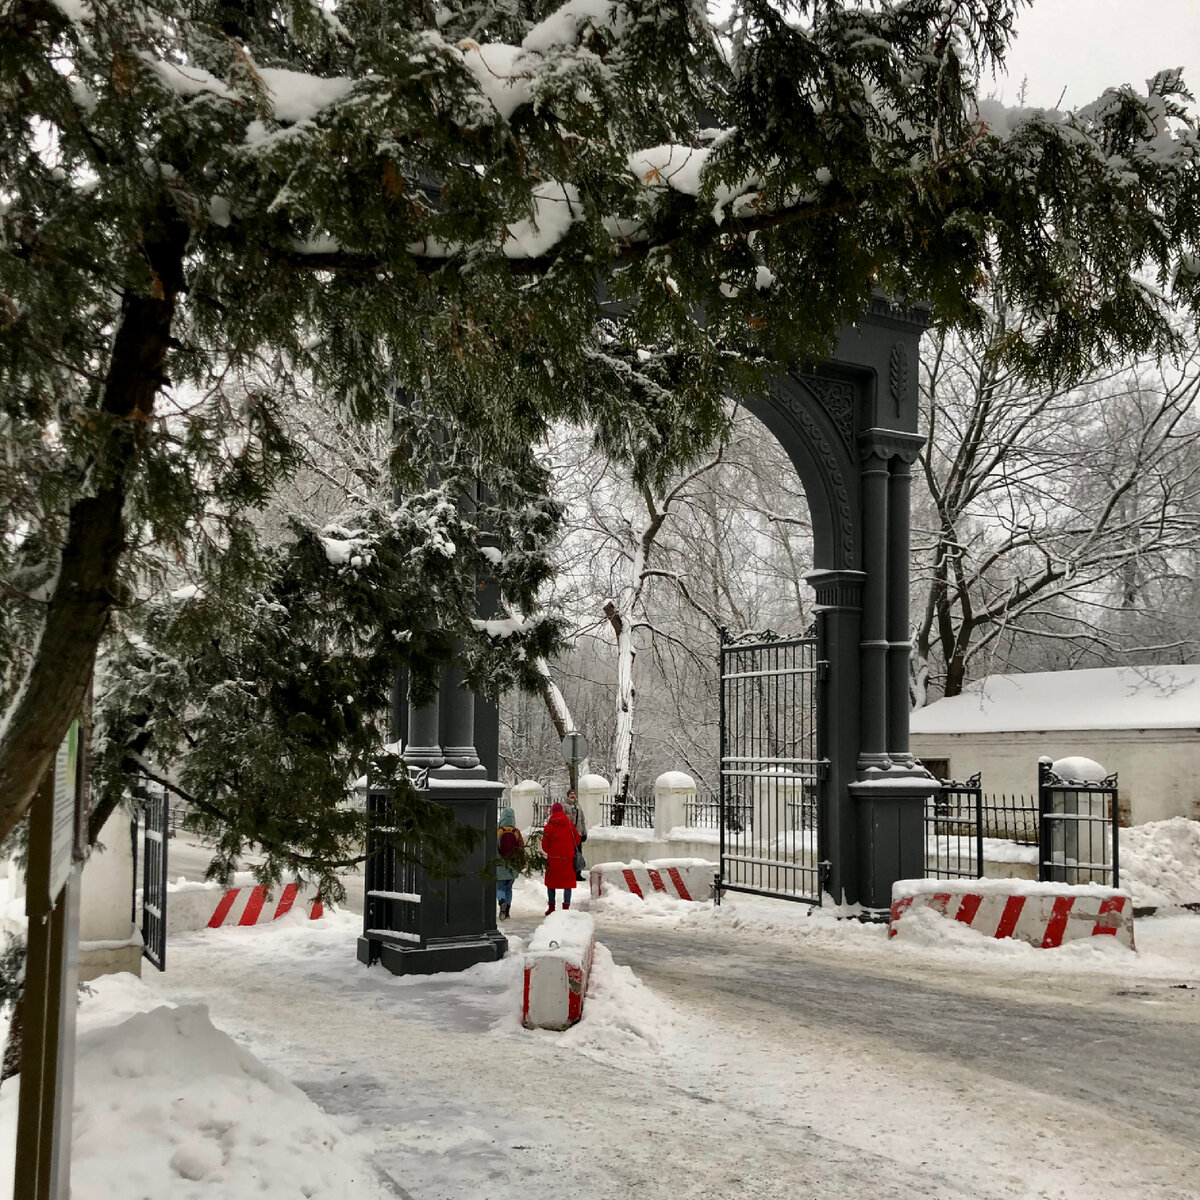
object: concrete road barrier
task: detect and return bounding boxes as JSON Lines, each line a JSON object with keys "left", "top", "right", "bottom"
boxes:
{"left": 522, "top": 910, "right": 595, "bottom": 1030}
{"left": 889, "top": 878, "right": 1135, "bottom": 949}
{"left": 589, "top": 859, "right": 716, "bottom": 902}
{"left": 164, "top": 879, "right": 324, "bottom": 933}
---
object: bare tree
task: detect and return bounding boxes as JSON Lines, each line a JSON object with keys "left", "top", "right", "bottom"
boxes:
{"left": 914, "top": 313, "right": 1200, "bottom": 699}
{"left": 514, "top": 410, "right": 815, "bottom": 802}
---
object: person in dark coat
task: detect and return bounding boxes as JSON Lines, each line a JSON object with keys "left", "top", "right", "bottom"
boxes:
{"left": 541, "top": 801, "right": 582, "bottom": 915}
{"left": 495, "top": 804, "right": 524, "bottom": 921}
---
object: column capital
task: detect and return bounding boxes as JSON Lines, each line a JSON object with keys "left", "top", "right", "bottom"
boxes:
{"left": 805, "top": 568, "right": 866, "bottom": 609}
{"left": 858, "top": 428, "right": 926, "bottom": 464}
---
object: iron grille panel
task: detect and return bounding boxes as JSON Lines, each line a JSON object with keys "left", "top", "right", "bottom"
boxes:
{"left": 1038, "top": 763, "right": 1120, "bottom": 889}
{"left": 363, "top": 789, "right": 424, "bottom": 950}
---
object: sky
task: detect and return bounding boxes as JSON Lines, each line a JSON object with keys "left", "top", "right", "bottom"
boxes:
{"left": 999, "top": 0, "right": 1200, "bottom": 109}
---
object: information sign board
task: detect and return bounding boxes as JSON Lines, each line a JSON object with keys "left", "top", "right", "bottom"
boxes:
{"left": 48, "top": 721, "right": 79, "bottom": 905}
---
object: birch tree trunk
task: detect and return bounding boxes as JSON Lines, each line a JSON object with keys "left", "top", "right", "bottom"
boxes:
{"left": 604, "top": 599, "right": 635, "bottom": 823}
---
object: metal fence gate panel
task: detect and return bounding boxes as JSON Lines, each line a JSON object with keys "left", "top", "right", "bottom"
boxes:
{"left": 925, "top": 773, "right": 983, "bottom": 879}
{"left": 718, "top": 628, "right": 826, "bottom": 904}
{"left": 362, "top": 789, "right": 424, "bottom": 955}
{"left": 1038, "top": 762, "right": 1120, "bottom": 888}
{"left": 139, "top": 787, "right": 169, "bottom": 971}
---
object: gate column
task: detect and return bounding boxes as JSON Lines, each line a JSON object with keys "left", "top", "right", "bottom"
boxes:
{"left": 807, "top": 569, "right": 864, "bottom": 906}
{"left": 885, "top": 441, "right": 924, "bottom": 764}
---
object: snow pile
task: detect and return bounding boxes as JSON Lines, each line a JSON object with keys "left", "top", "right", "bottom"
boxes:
{"left": 897, "top": 876, "right": 1127, "bottom": 900}
{"left": 318, "top": 527, "right": 372, "bottom": 569}
{"left": 1050, "top": 755, "right": 1108, "bottom": 782}
{"left": 591, "top": 884, "right": 700, "bottom": 920}
{"left": 1121, "top": 818, "right": 1200, "bottom": 909}
{"left": 256, "top": 68, "right": 355, "bottom": 124}
{"left": 654, "top": 770, "right": 695, "bottom": 789}
{"left": 588, "top": 823, "right": 655, "bottom": 841}
{"left": 0, "top": 973, "right": 388, "bottom": 1200}
{"left": 926, "top": 835, "right": 1037, "bottom": 865}
{"left": 528, "top": 907, "right": 593, "bottom": 958}
{"left": 591, "top": 856, "right": 712, "bottom": 872}
{"left": 555, "top": 943, "right": 682, "bottom": 1060}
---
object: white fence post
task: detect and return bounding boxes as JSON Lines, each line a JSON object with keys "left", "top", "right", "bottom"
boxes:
{"left": 654, "top": 770, "right": 696, "bottom": 839}
{"left": 510, "top": 779, "right": 545, "bottom": 831}
{"left": 576, "top": 773, "right": 611, "bottom": 831}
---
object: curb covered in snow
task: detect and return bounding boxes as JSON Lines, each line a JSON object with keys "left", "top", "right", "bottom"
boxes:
{"left": 889, "top": 878, "right": 1135, "bottom": 949}
{"left": 589, "top": 859, "right": 716, "bottom": 902}
{"left": 522, "top": 909, "right": 595, "bottom": 1031}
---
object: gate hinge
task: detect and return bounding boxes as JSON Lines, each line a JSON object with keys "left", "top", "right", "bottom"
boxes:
{"left": 816, "top": 659, "right": 830, "bottom": 681}
{"left": 817, "top": 760, "right": 830, "bottom": 781}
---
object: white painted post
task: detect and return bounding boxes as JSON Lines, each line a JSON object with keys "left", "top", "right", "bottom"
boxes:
{"left": 752, "top": 767, "right": 802, "bottom": 850}
{"left": 1050, "top": 756, "right": 1110, "bottom": 884}
{"left": 79, "top": 810, "right": 140, "bottom": 981}
{"left": 509, "top": 779, "right": 544, "bottom": 831}
{"left": 576, "top": 773, "right": 611, "bottom": 832}
{"left": 654, "top": 771, "right": 697, "bottom": 839}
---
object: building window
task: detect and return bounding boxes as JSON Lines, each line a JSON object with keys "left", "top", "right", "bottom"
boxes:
{"left": 920, "top": 757, "right": 950, "bottom": 782}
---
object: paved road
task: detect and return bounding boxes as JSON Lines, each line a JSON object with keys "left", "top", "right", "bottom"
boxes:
{"left": 591, "top": 921, "right": 1200, "bottom": 1147}
{"left": 166, "top": 837, "right": 1200, "bottom": 1194}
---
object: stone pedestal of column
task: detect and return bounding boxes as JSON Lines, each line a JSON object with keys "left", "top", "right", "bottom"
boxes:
{"left": 358, "top": 777, "right": 507, "bottom": 975}
{"left": 849, "top": 770, "right": 939, "bottom": 918}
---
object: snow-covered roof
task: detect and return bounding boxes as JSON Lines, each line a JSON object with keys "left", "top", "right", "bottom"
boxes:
{"left": 909, "top": 665, "right": 1200, "bottom": 734}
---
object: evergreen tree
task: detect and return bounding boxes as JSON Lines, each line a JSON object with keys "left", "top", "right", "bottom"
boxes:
{"left": 3, "top": 0, "right": 1198, "bottom": 854}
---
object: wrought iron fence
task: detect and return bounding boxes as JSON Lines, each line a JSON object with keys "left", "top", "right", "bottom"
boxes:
{"left": 1038, "top": 762, "right": 1119, "bottom": 888}
{"left": 925, "top": 773, "right": 983, "bottom": 879}
{"left": 981, "top": 793, "right": 1039, "bottom": 843}
{"left": 531, "top": 798, "right": 553, "bottom": 829}
{"left": 684, "top": 792, "right": 753, "bottom": 831}
{"left": 599, "top": 796, "right": 655, "bottom": 828}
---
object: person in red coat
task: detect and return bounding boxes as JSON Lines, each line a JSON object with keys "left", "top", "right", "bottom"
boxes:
{"left": 541, "top": 801, "right": 582, "bottom": 915}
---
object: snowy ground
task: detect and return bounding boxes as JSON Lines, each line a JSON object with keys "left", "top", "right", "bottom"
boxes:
{"left": 3, "top": 866, "right": 1200, "bottom": 1200}
{"left": 4, "top": 818, "right": 1199, "bottom": 1197}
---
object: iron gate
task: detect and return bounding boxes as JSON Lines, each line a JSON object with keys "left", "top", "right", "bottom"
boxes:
{"left": 718, "top": 627, "right": 827, "bottom": 904}
{"left": 131, "top": 784, "right": 169, "bottom": 971}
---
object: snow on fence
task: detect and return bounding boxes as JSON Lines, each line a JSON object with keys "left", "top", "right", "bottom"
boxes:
{"left": 522, "top": 909, "right": 596, "bottom": 1031}
{"left": 590, "top": 859, "right": 716, "bottom": 902}
{"left": 889, "top": 878, "right": 1134, "bottom": 950}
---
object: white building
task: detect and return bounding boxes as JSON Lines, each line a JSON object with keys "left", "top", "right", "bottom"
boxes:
{"left": 910, "top": 664, "right": 1200, "bottom": 826}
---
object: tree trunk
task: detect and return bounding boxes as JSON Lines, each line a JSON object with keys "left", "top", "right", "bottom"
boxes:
{"left": 0, "top": 210, "right": 189, "bottom": 847}
{"left": 533, "top": 658, "right": 580, "bottom": 791}
{"left": 604, "top": 600, "right": 635, "bottom": 824}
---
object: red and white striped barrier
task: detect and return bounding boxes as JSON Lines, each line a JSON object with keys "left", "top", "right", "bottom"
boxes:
{"left": 206, "top": 883, "right": 324, "bottom": 928}
{"left": 589, "top": 859, "right": 715, "bottom": 903}
{"left": 889, "top": 878, "right": 1135, "bottom": 950}
{"left": 522, "top": 910, "right": 595, "bottom": 1031}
